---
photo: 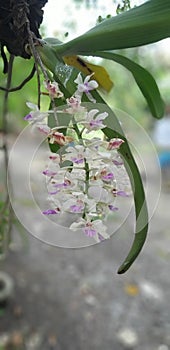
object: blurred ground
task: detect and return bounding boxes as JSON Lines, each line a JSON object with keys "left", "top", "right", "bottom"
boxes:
{"left": 0, "top": 135, "right": 170, "bottom": 350}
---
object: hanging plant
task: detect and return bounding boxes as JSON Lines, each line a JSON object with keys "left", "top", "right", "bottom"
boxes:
{"left": 0, "top": 0, "right": 169, "bottom": 273}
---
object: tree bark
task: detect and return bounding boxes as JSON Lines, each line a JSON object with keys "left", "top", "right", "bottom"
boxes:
{"left": 0, "top": 0, "right": 48, "bottom": 58}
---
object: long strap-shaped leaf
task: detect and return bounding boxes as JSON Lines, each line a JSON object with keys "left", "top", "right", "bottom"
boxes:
{"left": 103, "top": 122, "right": 148, "bottom": 274}
{"left": 84, "top": 51, "right": 165, "bottom": 119}
{"left": 53, "top": 0, "right": 170, "bottom": 56}
{"left": 37, "top": 43, "right": 149, "bottom": 274}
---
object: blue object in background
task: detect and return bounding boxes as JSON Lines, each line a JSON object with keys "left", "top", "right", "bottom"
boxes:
{"left": 158, "top": 151, "right": 170, "bottom": 169}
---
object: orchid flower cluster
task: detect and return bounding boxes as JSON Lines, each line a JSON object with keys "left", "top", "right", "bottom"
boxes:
{"left": 24, "top": 73, "right": 130, "bottom": 242}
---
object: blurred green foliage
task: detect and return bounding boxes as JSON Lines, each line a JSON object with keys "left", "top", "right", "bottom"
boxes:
{"left": 116, "top": 0, "right": 131, "bottom": 13}
{"left": 0, "top": 54, "right": 47, "bottom": 133}
{"left": 73, "top": 0, "right": 131, "bottom": 9}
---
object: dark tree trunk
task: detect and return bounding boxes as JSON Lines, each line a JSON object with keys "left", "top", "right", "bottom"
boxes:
{"left": 0, "top": 0, "right": 48, "bottom": 59}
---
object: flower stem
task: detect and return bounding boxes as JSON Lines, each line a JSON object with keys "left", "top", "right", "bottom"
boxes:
{"left": 72, "top": 117, "right": 90, "bottom": 219}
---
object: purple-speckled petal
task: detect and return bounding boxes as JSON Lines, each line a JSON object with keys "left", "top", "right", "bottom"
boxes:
{"left": 43, "top": 209, "right": 58, "bottom": 215}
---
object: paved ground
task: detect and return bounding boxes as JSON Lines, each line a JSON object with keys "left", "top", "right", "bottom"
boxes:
{"left": 0, "top": 133, "right": 170, "bottom": 350}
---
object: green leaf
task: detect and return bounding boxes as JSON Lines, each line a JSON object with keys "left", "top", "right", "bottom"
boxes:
{"left": 103, "top": 117, "right": 148, "bottom": 274}
{"left": 37, "top": 38, "right": 165, "bottom": 118}
{"left": 87, "top": 51, "right": 165, "bottom": 118}
{"left": 54, "top": 0, "right": 170, "bottom": 56}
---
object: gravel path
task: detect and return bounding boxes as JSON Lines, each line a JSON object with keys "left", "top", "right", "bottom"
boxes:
{"left": 0, "top": 134, "right": 170, "bottom": 350}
